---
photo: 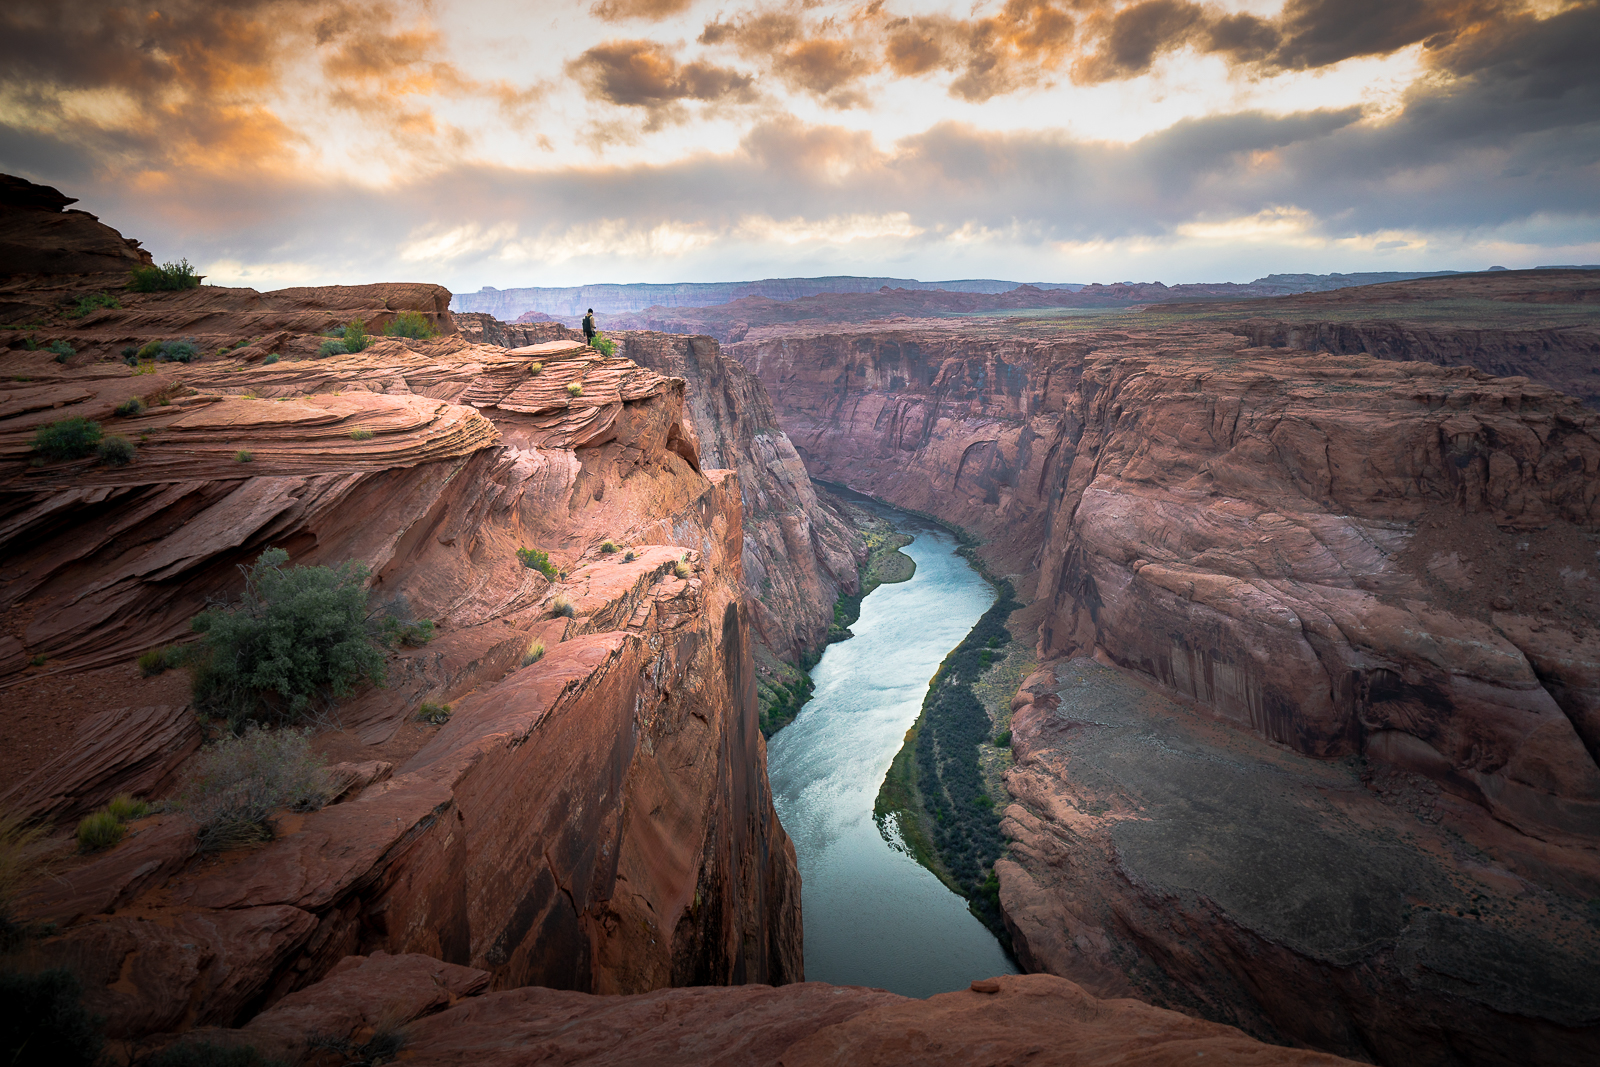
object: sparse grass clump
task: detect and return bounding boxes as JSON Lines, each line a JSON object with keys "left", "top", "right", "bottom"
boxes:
{"left": 138, "top": 643, "right": 185, "bottom": 676}
{"left": 97, "top": 435, "right": 135, "bottom": 466}
{"left": 189, "top": 548, "right": 387, "bottom": 727}
{"left": 28, "top": 654, "right": 45, "bottom": 667}
{"left": 551, "top": 595, "right": 575, "bottom": 618}
{"left": 381, "top": 617, "right": 435, "bottom": 648}
{"left": 128, "top": 258, "right": 200, "bottom": 292}
{"left": 317, "top": 339, "right": 348, "bottom": 358}
{"left": 384, "top": 311, "right": 436, "bottom": 339}
{"left": 32, "top": 417, "right": 101, "bottom": 461}
{"left": 522, "top": 640, "right": 545, "bottom": 667}
{"left": 565, "top": 381, "right": 583, "bottom": 397}
{"left": 235, "top": 450, "right": 253, "bottom": 462}
{"left": 674, "top": 559, "right": 692, "bottom": 580}
{"left": 47, "top": 340, "right": 75, "bottom": 363}
{"left": 349, "top": 428, "right": 374, "bottom": 441}
{"left": 75, "top": 810, "right": 124, "bottom": 852}
{"left": 67, "top": 292, "right": 119, "bottom": 318}
{"left": 416, "top": 703, "right": 451, "bottom": 726}
{"left": 114, "top": 396, "right": 145, "bottom": 417}
{"left": 516, "top": 547, "right": 557, "bottom": 579}
{"left": 623, "top": 549, "right": 637, "bottom": 562}
{"left": 527, "top": 361, "right": 543, "bottom": 374}
{"left": 179, "top": 725, "right": 328, "bottom": 851}
{"left": 106, "top": 793, "right": 150, "bottom": 821}
{"left": 600, "top": 540, "right": 619, "bottom": 554}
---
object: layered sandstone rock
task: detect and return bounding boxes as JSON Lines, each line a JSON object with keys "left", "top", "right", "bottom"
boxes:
{"left": 174, "top": 955, "right": 1363, "bottom": 1067}
{"left": 3, "top": 272, "right": 800, "bottom": 1041}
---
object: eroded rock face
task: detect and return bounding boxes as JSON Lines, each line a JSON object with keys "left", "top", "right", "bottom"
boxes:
{"left": 4, "top": 259, "right": 799, "bottom": 1037}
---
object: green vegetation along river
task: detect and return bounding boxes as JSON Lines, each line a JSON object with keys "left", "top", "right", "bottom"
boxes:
{"left": 766, "top": 500, "right": 1017, "bottom": 996}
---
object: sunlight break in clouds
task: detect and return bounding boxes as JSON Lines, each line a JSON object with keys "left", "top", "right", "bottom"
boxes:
{"left": 1, "top": 0, "right": 1596, "bottom": 289}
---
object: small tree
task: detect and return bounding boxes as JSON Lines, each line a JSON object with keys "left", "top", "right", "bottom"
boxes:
{"left": 343, "top": 319, "right": 369, "bottom": 353}
{"left": 383, "top": 311, "right": 436, "bottom": 339}
{"left": 189, "top": 548, "right": 387, "bottom": 726}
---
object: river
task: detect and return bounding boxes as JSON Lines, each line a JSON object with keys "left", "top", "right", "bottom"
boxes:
{"left": 766, "top": 503, "right": 1019, "bottom": 997}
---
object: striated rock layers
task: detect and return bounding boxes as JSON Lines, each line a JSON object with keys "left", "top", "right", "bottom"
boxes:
{"left": 728, "top": 318, "right": 1600, "bottom": 1063}
{"left": 3, "top": 286, "right": 800, "bottom": 1043}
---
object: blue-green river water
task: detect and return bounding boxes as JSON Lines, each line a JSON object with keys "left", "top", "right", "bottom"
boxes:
{"left": 766, "top": 504, "right": 1018, "bottom": 997}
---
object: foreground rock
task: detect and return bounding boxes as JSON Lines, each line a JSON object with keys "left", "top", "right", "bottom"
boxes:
{"left": 179, "top": 954, "right": 1362, "bottom": 1067}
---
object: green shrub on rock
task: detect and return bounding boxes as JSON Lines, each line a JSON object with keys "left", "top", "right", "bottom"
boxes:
{"left": 189, "top": 548, "right": 387, "bottom": 726}
{"left": 47, "top": 340, "right": 75, "bottom": 363}
{"left": 128, "top": 259, "right": 200, "bottom": 292}
{"left": 342, "top": 318, "right": 369, "bottom": 353}
{"left": 516, "top": 547, "right": 557, "bottom": 579}
{"left": 32, "top": 417, "right": 101, "bottom": 461}
{"left": 317, "top": 339, "right": 347, "bottom": 358}
{"left": 75, "top": 810, "right": 124, "bottom": 852}
{"left": 67, "top": 291, "right": 119, "bottom": 318}
{"left": 97, "top": 435, "right": 135, "bottom": 466}
{"left": 179, "top": 725, "right": 328, "bottom": 850}
{"left": 384, "top": 311, "right": 436, "bottom": 339}
{"left": 114, "top": 396, "right": 145, "bottom": 417}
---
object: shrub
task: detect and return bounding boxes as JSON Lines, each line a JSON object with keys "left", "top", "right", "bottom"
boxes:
{"left": 516, "top": 547, "right": 557, "bottom": 580}
{"left": 262, "top": 353, "right": 280, "bottom": 365}
{"left": 0, "top": 969, "right": 104, "bottom": 1067}
{"left": 551, "top": 595, "right": 575, "bottom": 618}
{"left": 384, "top": 310, "right": 436, "bottom": 339}
{"left": 349, "top": 428, "right": 374, "bottom": 441}
{"left": 115, "top": 396, "right": 145, "bottom": 417}
{"left": 994, "top": 730, "right": 1012, "bottom": 747}
{"left": 149, "top": 1040, "right": 287, "bottom": 1067}
{"left": 76, "top": 810, "right": 125, "bottom": 852}
{"left": 674, "top": 560, "right": 692, "bottom": 580}
{"left": 179, "top": 725, "right": 328, "bottom": 850}
{"left": 47, "top": 340, "right": 75, "bottom": 363}
{"left": 522, "top": 640, "right": 545, "bottom": 667}
{"left": 190, "top": 549, "right": 387, "bottom": 726}
{"left": 565, "top": 381, "right": 583, "bottom": 397}
{"left": 527, "top": 361, "right": 543, "bottom": 374}
{"left": 67, "top": 292, "right": 119, "bottom": 318}
{"left": 138, "top": 643, "right": 185, "bottom": 676}
{"left": 591, "top": 331, "right": 617, "bottom": 357}
{"left": 97, "top": 435, "right": 136, "bottom": 466}
{"left": 32, "top": 417, "right": 102, "bottom": 461}
{"left": 28, "top": 654, "right": 45, "bottom": 667}
{"left": 235, "top": 450, "right": 253, "bottom": 462}
{"left": 381, "top": 617, "right": 434, "bottom": 648}
{"left": 623, "top": 549, "right": 637, "bottom": 562}
{"left": 128, "top": 258, "right": 200, "bottom": 292}
{"left": 106, "top": 793, "right": 150, "bottom": 821}
{"left": 317, "top": 339, "right": 348, "bottom": 358}
{"left": 121, "top": 345, "right": 138, "bottom": 360}
{"left": 416, "top": 702, "right": 452, "bottom": 725}
{"left": 600, "top": 540, "right": 619, "bottom": 554}
{"left": 156, "top": 339, "right": 198, "bottom": 363}
{"left": 137, "top": 339, "right": 162, "bottom": 360}
{"left": 343, "top": 319, "right": 369, "bottom": 354}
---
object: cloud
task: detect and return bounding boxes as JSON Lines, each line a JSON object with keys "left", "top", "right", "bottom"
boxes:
{"left": 591, "top": 0, "right": 695, "bottom": 21}
{"left": 699, "top": 6, "right": 880, "bottom": 106}
{"left": 565, "top": 39, "right": 756, "bottom": 114}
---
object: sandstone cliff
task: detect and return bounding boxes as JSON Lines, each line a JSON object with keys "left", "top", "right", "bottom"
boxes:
{"left": 2, "top": 255, "right": 800, "bottom": 1045}
{"left": 728, "top": 317, "right": 1600, "bottom": 1063}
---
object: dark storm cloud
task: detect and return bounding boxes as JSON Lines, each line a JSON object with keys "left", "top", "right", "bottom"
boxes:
{"left": 565, "top": 39, "right": 756, "bottom": 109}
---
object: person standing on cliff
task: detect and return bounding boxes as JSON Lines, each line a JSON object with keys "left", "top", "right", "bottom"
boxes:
{"left": 582, "top": 308, "right": 596, "bottom": 346}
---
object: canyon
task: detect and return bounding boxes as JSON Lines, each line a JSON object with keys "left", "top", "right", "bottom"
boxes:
{"left": 3, "top": 172, "right": 1597, "bottom": 1066}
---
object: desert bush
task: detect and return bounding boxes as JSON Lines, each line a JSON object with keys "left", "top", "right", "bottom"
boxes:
{"left": 235, "top": 450, "right": 253, "bottom": 463}
{"left": 527, "top": 361, "right": 543, "bottom": 373}
{"left": 522, "top": 640, "right": 545, "bottom": 667}
{"left": 139, "top": 644, "right": 185, "bottom": 676}
{"left": 591, "top": 331, "right": 616, "bottom": 357}
{"left": 551, "top": 595, "right": 575, "bottom": 618}
{"left": 179, "top": 726, "right": 328, "bottom": 850}
{"left": 623, "top": 549, "right": 637, "bottom": 562}
{"left": 0, "top": 969, "right": 104, "bottom": 1067}
{"left": 384, "top": 310, "right": 436, "bottom": 339}
{"left": 416, "top": 702, "right": 451, "bottom": 725}
{"left": 349, "top": 428, "right": 374, "bottom": 441}
{"left": 516, "top": 546, "right": 558, "bottom": 579}
{"left": 128, "top": 258, "right": 200, "bottom": 292}
{"left": 262, "top": 353, "right": 279, "bottom": 365}
{"left": 600, "top": 540, "right": 618, "bottom": 554}
{"left": 674, "top": 560, "right": 692, "bottom": 579}
{"left": 121, "top": 345, "right": 138, "bottom": 360}
{"left": 565, "top": 381, "right": 583, "bottom": 397}
{"left": 189, "top": 548, "right": 387, "bottom": 726}
{"left": 148, "top": 1040, "right": 287, "bottom": 1067}
{"left": 993, "top": 730, "right": 1011, "bottom": 747}
{"left": 67, "top": 291, "right": 119, "bottom": 318}
{"left": 107, "top": 793, "right": 150, "bottom": 821}
{"left": 133, "top": 338, "right": 198, "bottom": 363}
{"left": 115, "top": 396, "right": 145, "bottom": 417}
{"left": 47, "top": 340, "right": 75, "bottom": 363}
{"left": 76, "top": 810, "right": 124, "bottom": 852}
{"left": 343, "top": 319, "right": 369, "bottom": 354}
{"left": 32, "top": 417, "right": 102, "bottom": 461}
{"left": 28, "top": 654, "right": 45, "bottom": 667}
{"left": 317, "top": 339, "right": 347, "bottom": 358}
{"left": 380, "top": 617, "right": 434, "bottom": 648}
{"left": 97, "top": 435, "right": 136, "bottom": 466}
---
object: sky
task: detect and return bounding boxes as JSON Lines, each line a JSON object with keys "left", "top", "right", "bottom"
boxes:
{"left": 1, "top": 0, "right": 1597, "bottom": 291}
